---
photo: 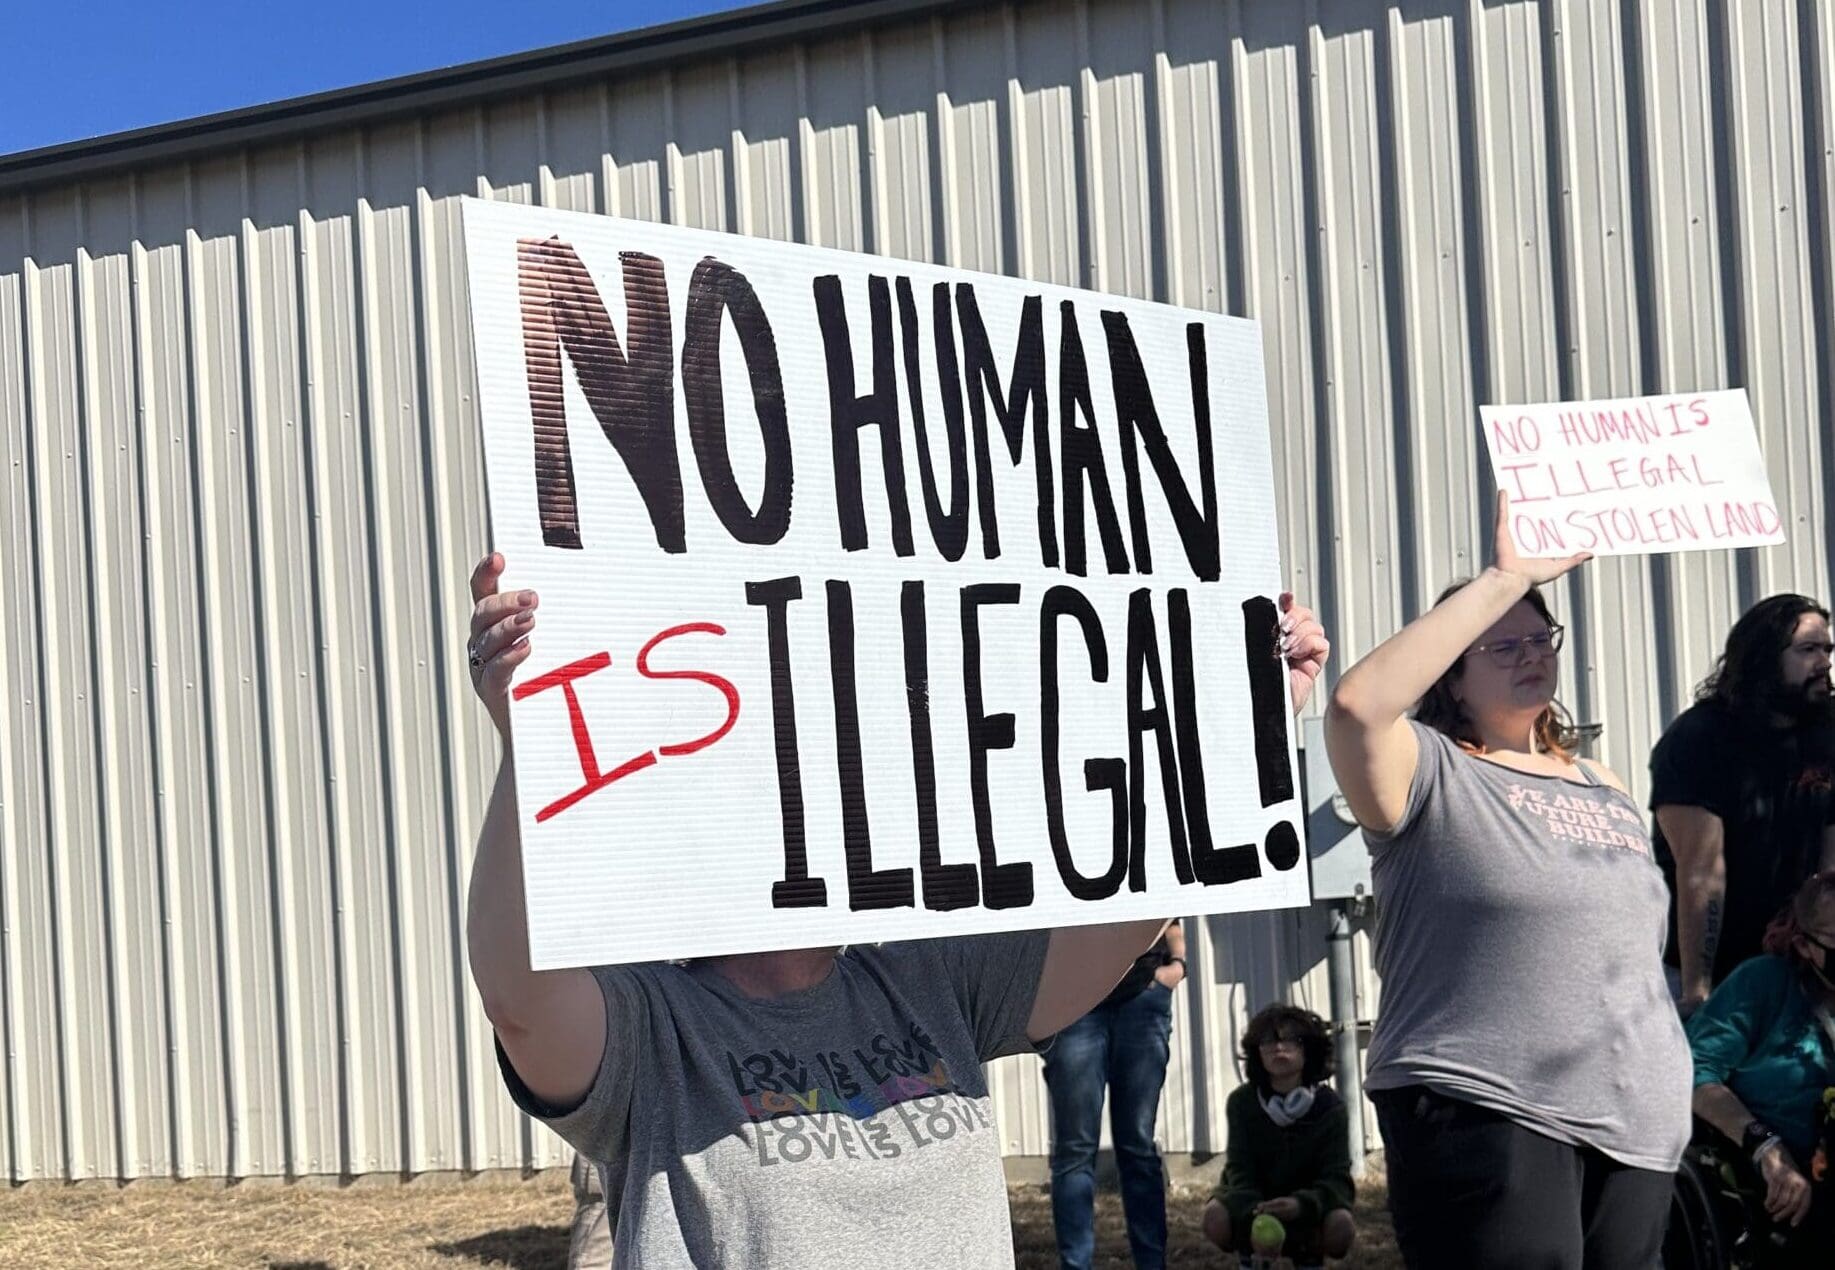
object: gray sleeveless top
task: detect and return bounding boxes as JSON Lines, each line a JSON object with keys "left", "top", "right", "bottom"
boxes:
{"left": 1363, "top": 722, "right": 1692, "bottom": 1171}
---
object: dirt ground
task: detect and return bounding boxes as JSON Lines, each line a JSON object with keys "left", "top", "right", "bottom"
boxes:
{"left": 0, "top": 1168, "right": 1401, "bottom": 1269}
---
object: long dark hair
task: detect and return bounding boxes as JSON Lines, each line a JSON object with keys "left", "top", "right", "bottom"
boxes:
{"left": 1413, "top": 580, "right": 1581, "bottom": 760}
{"left": 1698, "top": 593, "right": 1829, "bottom": 719}
{"left": 1241, "top": 1004, "right": 1333, "bottom": 1091}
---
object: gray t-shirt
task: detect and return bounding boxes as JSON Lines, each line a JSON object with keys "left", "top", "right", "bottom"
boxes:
{"left": 499, "top": 931, "right": 1049, "bottom": 1268}
{"left": 1363, "top": 722, "right": 1692, "bottom": 1171}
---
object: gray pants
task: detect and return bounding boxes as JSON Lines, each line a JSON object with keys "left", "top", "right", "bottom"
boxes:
{"left": 568, "top": 1150, "right": 613, "bottom": 1269}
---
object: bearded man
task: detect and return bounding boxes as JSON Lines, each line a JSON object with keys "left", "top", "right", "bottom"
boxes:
{"left": 1653, "top": 594, "right": 1835, "bottom": 1016}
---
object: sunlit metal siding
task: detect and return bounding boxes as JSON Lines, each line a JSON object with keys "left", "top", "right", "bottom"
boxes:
{"left": 1, "top": 0, "right": 1831, "bottom": 1181}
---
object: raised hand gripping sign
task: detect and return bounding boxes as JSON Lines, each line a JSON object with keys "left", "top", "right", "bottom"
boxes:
{"left": 461, "top": 199, "right": 1308, "bottom": 969}
{"left": 1480, "top": 389, "right": 1786, "bottom": 557}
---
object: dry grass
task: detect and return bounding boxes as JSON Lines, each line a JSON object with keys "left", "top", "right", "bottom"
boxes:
{"left": 0, "top": 1174, "right": 574, "bottom": 1270}
{"left": 0, "top": 1168, "right": 1401, "bottom": 1269}
{"left": 1009, "top": 1167, "right": 1402, "bottom": 1269}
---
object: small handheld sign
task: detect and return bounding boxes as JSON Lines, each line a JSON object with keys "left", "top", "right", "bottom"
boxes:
{"left": 461, "top": 199, "right": 1309, "bottom": 969}
{"left": 1479, "top": 389, "right": 1785, "bottom": 558}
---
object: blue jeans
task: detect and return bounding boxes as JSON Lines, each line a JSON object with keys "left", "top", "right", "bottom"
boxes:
{"left": 1042, "top": 981, "right": 1174, "bottom": 1270}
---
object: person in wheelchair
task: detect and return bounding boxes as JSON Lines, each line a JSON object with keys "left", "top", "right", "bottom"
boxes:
{"left": 1687, "top": 870, "right": 1835, "bottom": 1264}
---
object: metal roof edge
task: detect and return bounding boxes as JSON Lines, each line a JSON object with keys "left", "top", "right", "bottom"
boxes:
{"left": 0, "top": 0, "right": 968, "bottom": 197}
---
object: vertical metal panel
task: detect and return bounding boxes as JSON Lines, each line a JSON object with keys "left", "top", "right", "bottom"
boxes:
{"left": 81, "top": 176, "right": 171, "bottom": 1182}
{"left": 1545, "top": 0, "right": 1665, "bottom": 820}
{"left": 1, "top": 0, "right": 1831, "bottom": 1180}
{"left": 802, "top": 41, "right": 867, "bottom": 252}
{"left": 301, "top": 140, "right": 402, "bottom": 1178}
{"left": 0, "top": 196, "right": 64, "bottom": 1184}
{"left": 31, "top": 192, "right": 123, "bottom": 1183}
{"left": 0, "top": 204, "right": 20, "bottom": 1181}
{"left": 1233, "top": 0, "right": 1327, "bottom": 612}
{"left": 244, "top": 144, "right": 337, "bottom": 1179}
{"left": 937, "top": 10, "right": 1009, "bottom": 274}
{"left": 365, "top": 120, "right": 464, "bottom": 1177}
{"left": 1629, "top": 0, "right": 1734, "bottom": 726}
{"left": 1154, "top": 0, "right": 1230, "bottom": 315}
{"left": 867, "top": 23, "right": 940, "bottom": 262}
{"left": 1082, "top": 0, "right": 1157, "bottom": 300}
{"left": 133, "top": 167, "right": 235, "bottom": 1180}
{"left": 1010, "top": 3, "right": 1084, "bottom": 287}
{"left": 734, "top": 50, "right": 803, "bottom": 243}
{"left": 1723, "top": 2, "right": 1827, "bottom": 599}
{"left": 195, "top": 152, "right": 295, "bottom": 1180}
{"left": 413, "top": 148, "right": 513, "bottom": 1176}
{"left": 1313, "top": 1, "right": 1408, "bottom": 668}
{"left": 1386, "top": 3, "right": 1481, "bottom": 598}
{"left": 670, "top": 64, "right": 733, "bottom": 233}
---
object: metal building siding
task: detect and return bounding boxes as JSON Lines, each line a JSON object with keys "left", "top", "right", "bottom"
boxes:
{"left": 1, "top": 0, "right": 1832, "bottom": 1181}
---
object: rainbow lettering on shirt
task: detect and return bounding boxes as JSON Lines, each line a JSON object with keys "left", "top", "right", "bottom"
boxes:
{"left": 737, "top": 1060, "right": 955, "bottom": 1121}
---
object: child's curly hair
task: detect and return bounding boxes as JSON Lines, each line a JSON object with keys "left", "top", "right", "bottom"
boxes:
{"left": 1240, "top": 1003, "right": 1334, "bottom": 1091}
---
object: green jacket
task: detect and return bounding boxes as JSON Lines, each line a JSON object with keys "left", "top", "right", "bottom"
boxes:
{"left": 1213, "top": 1083, "right": 1355, "bottom": 1230}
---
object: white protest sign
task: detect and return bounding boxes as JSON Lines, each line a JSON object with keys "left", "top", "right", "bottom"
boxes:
{"left": 1479, "top": 389, "right": 1785, "bottom": 557}
{"left": 460, "top": 199, "right": 1308, "bottom": 969}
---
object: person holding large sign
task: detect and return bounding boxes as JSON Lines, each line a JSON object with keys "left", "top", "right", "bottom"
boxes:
{"left": 454, "top": 198, "right": 1331, "bottom": 1268}
{"left": 1323, "top": 492, "right": 1691, "bottom": 1270}
{"left": 463, "top": 552, "right": 1330, "bottom": 1268}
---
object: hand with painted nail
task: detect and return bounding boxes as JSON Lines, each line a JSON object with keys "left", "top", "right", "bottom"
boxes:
{"left": 1279, "top": 592, "right": 1330, "bottom": 716}
{"left": 467, "top": 552, "right": 538, "bottom": 740}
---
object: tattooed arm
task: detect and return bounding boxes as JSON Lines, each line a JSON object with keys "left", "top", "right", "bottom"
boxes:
{"left": 1659, "top": 804, "right": 1727, "bottom": 1016}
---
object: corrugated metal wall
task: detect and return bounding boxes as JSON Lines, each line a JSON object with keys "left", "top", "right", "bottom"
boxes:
{"left": 1, "top": 0, "right": 1831, "bottom": 1182}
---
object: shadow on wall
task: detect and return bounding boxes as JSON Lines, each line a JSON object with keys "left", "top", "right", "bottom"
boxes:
{"left": 1204, "top": 904, "right": 1336, "bottom": 1014}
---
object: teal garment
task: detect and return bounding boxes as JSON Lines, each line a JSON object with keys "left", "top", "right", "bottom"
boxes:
{"left": 1686, "top": 954, "right": 1835, "bottom": 1162}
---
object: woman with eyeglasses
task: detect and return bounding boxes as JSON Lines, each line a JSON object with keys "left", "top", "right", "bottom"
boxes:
{"left": 1323, "top": 492, "right": 1691, "bottom": 1270}
{"left": 1687, "top": 870, "right": 1835, "bottom": 1264}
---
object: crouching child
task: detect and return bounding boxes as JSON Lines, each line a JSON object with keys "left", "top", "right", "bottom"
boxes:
{"left": 1202, "top": 1005, "right": 1356, "bottom": 1268}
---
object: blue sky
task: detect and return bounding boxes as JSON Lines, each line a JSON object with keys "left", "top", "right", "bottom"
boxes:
{"left": 2, "top": 1, "right": 742, "bottom": 157}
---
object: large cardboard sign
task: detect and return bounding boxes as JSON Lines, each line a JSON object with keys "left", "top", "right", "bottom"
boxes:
{"left": 1480, "top": 389, "right": 1785, "bottom": 557}
{"left": 461, "top": 199, "right": 1308, "bottom": 969}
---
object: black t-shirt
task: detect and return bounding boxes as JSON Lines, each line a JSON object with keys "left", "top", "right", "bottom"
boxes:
{"left": 1102, "top": 934, "right": 1171, "bottom": 1007}
{"left": 1649, "top": 699, "right": 1835, "bottom": 983}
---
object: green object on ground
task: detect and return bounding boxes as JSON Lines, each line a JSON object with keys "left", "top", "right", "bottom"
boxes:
{"left": 1250, "top": 1212, "right": 1287, "bottom": 1253}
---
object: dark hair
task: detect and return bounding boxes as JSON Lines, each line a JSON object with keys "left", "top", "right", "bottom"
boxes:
{"left": 1240, "top": 1004, "right": 1333, "bottom": 1091}
{"left": 1413, "top": 580, "right": 1582, "bottom": 759}
{"left": 1760, "top": 870, "right": 1835, "bottom": 966}
{"left": 1698, "top": 593, "right": 1830, "bottom": 716}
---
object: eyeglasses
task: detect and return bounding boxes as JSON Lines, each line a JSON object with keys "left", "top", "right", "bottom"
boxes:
{"left": 1257, "top": 1033, "right": 1305, "bottom": 1051}
{"left": 1466, "top": 625, "right": 1565, "bottom": 669}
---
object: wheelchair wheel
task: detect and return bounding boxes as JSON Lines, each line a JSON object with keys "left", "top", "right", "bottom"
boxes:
{"left": 1664, "top": 1149, "right": 1733, "bottom": 1270}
